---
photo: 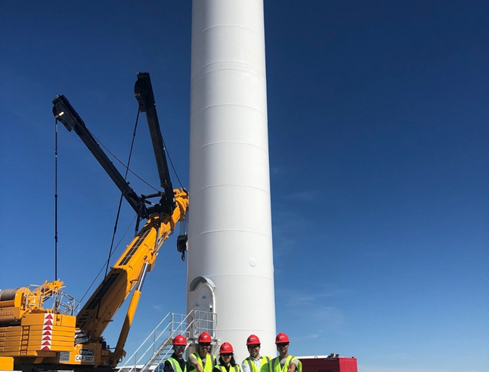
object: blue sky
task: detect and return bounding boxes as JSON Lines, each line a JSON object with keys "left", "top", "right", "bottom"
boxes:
{"left": 1, "top": 1, "right": 488, "bottom": 372}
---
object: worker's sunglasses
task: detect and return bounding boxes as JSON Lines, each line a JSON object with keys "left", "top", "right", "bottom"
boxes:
{"left": 199, "top": 343, "right": 211, "bottom": 347}
{"left": 277, "top": 343, "right": 289, "bottom": 347}
{"left": 221, "top": 353, "right": 232, "bottom": 357}
{"left": 248, "top": 344, "right": 260, "bottom": 349}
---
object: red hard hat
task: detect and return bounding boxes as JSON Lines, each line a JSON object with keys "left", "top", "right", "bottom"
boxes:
{"left": 198, "top": 332, "right": 212, "bottom": 343}
{"left": 246, "top": 334, "right": 261, "bottom": 346}
{"left": 275, "top": 332, "right": 290, "bottom": 344}
{"left": 220, "top": 342, "right": 234, "bottom": 353}
{"left": 173, "top": 334, "right": 187, "bottom": 346}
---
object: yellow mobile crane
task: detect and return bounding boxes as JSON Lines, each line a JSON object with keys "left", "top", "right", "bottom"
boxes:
{"left": 0, "top": 73, "right": 189, "bottom": 372}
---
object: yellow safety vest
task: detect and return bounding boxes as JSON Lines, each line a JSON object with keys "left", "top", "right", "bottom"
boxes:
{"left": 167, "top": 357, "right": 187, "bottom": 372}
{"left": 243, "top": 356, "right": 271, "bottom": 372}
{"left": 216, "top": 365, "right": 241, "bottom": 372}
{"left": 188, "top": 353, "right": 217, "bottom": 372}
{"left": 270, "top": 356, "right": 302, "bottom": 372}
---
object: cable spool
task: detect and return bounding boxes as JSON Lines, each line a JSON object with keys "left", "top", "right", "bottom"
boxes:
{"left": 0, "top": 288, "right": 18, "bottom": 302}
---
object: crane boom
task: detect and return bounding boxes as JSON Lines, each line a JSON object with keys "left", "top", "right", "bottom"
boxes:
{"left": 134, "top": 72, "right": 175, "bottom": 215}
{"left": 52, "top": 95, "right": 149, "bottom": 219}
{"left": 0, "top": 73, "right": 188, "bottom": 371}
{"left": 75, "top": 189, "right": 188, "bottom": 343}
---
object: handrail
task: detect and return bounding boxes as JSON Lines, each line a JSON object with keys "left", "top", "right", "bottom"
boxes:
{"left": 119, "top": 310, "right": 217, "bottom": 372}
{"left": 141, "top": 313, "right": 197, "bottom": 372}
{"left": 121, "top": 313, "right": 173, "bottom": 369}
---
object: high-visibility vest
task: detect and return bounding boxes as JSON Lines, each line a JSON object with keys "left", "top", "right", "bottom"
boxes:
{"left": 188, "top": 353, "right": 217, "bottom": 372}
{"left": 270, "top": 356, "right": 302, "bottom": 372}
{"left": 243, "top": 356, "right": 271, "bottom": 372}
{"left": 216, "top": 365, "right": 241, "bottom": 372}
{"left": 167, "top": 357, "right": 187, "bottom": 372}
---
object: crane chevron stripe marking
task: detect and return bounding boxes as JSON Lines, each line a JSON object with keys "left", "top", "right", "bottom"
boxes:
{"left": 42, "top": 314, "right": 53, "bottom": 350}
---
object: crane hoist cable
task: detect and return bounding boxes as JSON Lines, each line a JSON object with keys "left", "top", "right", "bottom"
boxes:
{"left": 54, "top": 117, "right": 59, "bottom": 281}
{"left": 78, "top": 214, "right": 137, "bottom": 305}
{"left": 163, "top": 136, "right": 185, "bottom": 191}
{"left": 90, "top": 128, "right": 159, "bottom": 193}
{"left": 102, "top": 107, "right": 141, "bottom": 282}
{"left": 90, "top": 122, "right": 184, "bottom": 192}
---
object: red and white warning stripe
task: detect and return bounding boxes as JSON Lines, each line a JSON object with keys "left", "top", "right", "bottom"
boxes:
{"left": 41, "top": 313, "right": 53, "bottom": 350}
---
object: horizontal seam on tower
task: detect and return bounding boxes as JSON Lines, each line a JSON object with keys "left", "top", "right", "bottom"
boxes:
{"left": 203, "top": 275, "right": 274, "bottom": 280}
{"left": 197, "top": 24, "right": 264, "bottom": 40}
{"left": 190, "top": 103, "right": 267, "bottom": 118}
{"left": 194, "top": 229, "right": 271, "bottom": 236}
{"left": 191, "top": 64, "right": 266, "bottom": 80}
{"left": 197, "top": 184, "right": 270, "bottom": 193}
{"left": 192, "top": 141, "right": 268, "bottom": 153}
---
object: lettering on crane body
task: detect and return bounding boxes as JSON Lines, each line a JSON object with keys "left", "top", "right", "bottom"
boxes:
{"left": 79, "top": 349, "right": 95, "bottom": 356}
{"left": 75, "top": 355, "right": 94, "bottom": 362}
{"left": 75, "top": 349, "right": 95, "bottom": 362}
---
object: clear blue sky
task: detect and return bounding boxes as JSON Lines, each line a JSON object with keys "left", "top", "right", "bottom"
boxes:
{"left": 1, "top": 1, "right": 488, "bottom": 372}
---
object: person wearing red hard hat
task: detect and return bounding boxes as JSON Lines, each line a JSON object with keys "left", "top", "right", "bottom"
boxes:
{"left": 241, "top": 335, "right": 271, "bottom": 372}
{"left": 213, "top": 342, "right": 240, "bottom": 372}
{"left": 270, "top": 333, "right": 302, "bottom": 372}
{"left": 188, "top": 332, "right": 217, "bottom": 372}
{"left": 163, "top": 334, "right": 187, "bottom": 372}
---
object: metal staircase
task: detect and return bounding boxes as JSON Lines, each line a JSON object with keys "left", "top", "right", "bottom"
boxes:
{"left": 118, "top": 310, "right": 218, "bottom": 372}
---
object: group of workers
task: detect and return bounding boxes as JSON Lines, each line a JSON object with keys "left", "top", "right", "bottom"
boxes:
{"left": 163, "top": 332, "right": 302, "bottom": 372}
